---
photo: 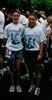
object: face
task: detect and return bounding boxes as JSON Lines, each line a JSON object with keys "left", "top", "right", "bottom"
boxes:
{"left": 12, "top": 12, "right": 20, "bottom": 24}
{"left": 28, "top": 15, "right": 36, "bottom": 28}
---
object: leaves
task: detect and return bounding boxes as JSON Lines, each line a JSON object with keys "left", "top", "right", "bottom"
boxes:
{"left": 0, "top": 0, "right": 52, "bottom": 15}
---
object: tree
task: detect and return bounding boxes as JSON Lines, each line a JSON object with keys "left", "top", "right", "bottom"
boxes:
{"left": 0, "top": 0, "right": 52, "bottom": 15}
{"left": 30, "top": 0, "right": 52, "bottom": 15}
{"left": 45, "top": 0, "right": 52, "bottom": 15}
{"left": 5, "top": 0, "right": 21, "bottom": 10}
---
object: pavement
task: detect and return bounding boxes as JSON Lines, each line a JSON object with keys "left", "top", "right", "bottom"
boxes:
{"left": 0, "top": 69, "right": 52, "bottom": 100}
{"left": 0, "top": 58, "right": 52, "bottom": 99}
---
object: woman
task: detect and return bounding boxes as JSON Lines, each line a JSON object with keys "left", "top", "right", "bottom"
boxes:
{"left": 23, "top": 13, "right": 46, "bottom": 95}
{"left": 3, "top": 9, "right": 25, "bottom": 92}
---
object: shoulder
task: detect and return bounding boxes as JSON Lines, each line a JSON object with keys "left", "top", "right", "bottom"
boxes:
{"left": 0, "top": 11, "right": 5, "bottom": 20}
{"left": 18, "top": 23, "right": 25, "bottom": 29}
{"left": 24, "top": 27, "right": 30, "bottom": 31}
{"left": 0, "top": 11, "right": 4, "bottom": 16}
{"left": 20, "top": 14, "right": 26, "bottom": 19}
{"left": 35, "top": 25, "right": 43, "bottom": 32}
{"left": 4, "top": 23, "right": 13, "bottom": 29}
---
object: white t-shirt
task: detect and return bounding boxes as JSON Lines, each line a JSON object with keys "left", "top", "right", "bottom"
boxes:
{"left": 46, "top": 26, "right": 52, "bottom": 34}
{"left": 0, "top": 11, "right": 5, "bottom": 39}
{"left": 24, "top": 25, "right": 46, "bottom": 51}
{"left": 18, "top": 14, "right": 28, "bottom": 26}
{"left": 4, "top": 23, "right": 25, "bottom": 51}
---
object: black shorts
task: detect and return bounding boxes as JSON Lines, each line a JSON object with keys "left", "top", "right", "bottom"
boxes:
{"left": 24, "top": 50, "right": 43, "bottom": 72}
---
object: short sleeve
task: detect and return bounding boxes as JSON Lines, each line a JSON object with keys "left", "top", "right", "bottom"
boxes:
{"left": 3, "top": 26, "right": 8, "bottom": 39}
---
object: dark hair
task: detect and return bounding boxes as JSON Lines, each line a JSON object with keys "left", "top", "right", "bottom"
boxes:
{"left": 12, "top": 9, "right": 20, "bottom": 15}
{"left": 33, "top": 10, "right": 41, "bottom": 19}
{"left": 29, "top": 12, "right": 37, "bottom": 19}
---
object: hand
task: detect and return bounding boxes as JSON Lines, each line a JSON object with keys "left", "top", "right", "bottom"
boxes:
{"left": 37, "top": 54, "right": 42, "bottom": 61}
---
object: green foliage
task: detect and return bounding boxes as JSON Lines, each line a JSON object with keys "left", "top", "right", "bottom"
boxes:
{"left": 44, "top": 0, "right": 52, "bottom": 15}
{"left": 45, "top": 0, "right": 52, "bottom": 9}
{"left": 5, "top": 0, "right": 21, "bottom": 10}
{"left": 31, "top": 0, "right": 52, "bottom": 15}
{"left": 1, "top": 0, "right": 52, "bottom": 15}
{"left": 31, "top": 0, "right": 46, "bottom": 9}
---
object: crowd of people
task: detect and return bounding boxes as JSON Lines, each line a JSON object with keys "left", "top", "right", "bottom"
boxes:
{"left": 0, "top": 7, "right": 52, "bottom": 95}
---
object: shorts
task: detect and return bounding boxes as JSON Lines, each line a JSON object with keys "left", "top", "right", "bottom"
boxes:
{"left": 24, "top": 50, "right": 43, "bottom": 72}
{"left": 8, "top": 50, "right": 23, "bottom": 71}
{"left": 10, "top": 50, "right": 23, "bottom": 61}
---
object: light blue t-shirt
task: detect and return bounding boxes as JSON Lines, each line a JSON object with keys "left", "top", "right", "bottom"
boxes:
{"left": 24, "top": 26, "right": 46, "bottom": 51}
{"left": 4, "top": 23, "right": 25, "bottom": 51}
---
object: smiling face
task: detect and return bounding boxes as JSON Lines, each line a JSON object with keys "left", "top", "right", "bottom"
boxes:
{"left": 28, "top": 15, "right": 36, "bottom": 28}
{"left": 12, "top": 11, "right": 20, "bottom": 24}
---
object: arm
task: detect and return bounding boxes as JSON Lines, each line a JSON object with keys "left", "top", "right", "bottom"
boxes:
{"left": 3, "top": 38, "right": 7, "bottom": 46}
{"left": 3, "top": 25, "right": 8, "bottom": 46}
{"left": 46, "top": 30, "right": 52, "bottom": 49}
{"left": 37, "top": 42, "right": 44, "bottom": 61}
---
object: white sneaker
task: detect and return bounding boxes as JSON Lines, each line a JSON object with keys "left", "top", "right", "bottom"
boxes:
{"left": 16, "top": 85, "right": 22, "bottom": 93}
{"left": 20, "top": 74, "right": 29, "bottom": 80}
{"left": 49, "top": 76, "right": 52, "bottom": 81}
{"left": 28, "top": 85, "right": 35, "bottom": 92}
{"left": 9, "top": 85, "right": 15, "bottom": 92}
{"left": 34, "top": 87, "right": 40, "bottom": 96}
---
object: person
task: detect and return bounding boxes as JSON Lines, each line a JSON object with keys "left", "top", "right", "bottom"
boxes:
{"left": 46, "top": 16, "right": 52, "bottom": 55}
{"left": 0, "top": 10, "right": 5, "bottom": 52}
{"left": 3, "top": 9, "right": 25, "bottom": 92}
{"left": 5, "top": 10, "right": 13, "bottom": 26}
{"left": 23, "top": 13, "right": 46, "bottom": 95}
{"left": 16, "top": 9, "right": 28, "bottom": 27}
{"left": 0, "top": 10, "right": 5, "bottom": 68}
{"left": 45, "top": 16, "right": 52, "bottom": 82}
